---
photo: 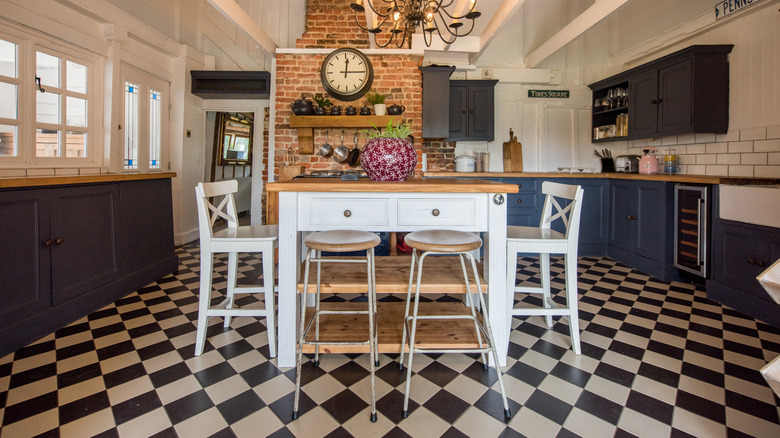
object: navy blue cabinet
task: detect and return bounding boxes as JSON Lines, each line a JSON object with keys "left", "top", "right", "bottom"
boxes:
{"left": 707, "top": 187, "right": 780, "bottom": 327}
{"left": 607, "top": 179, "right": 676, "bottom": 281}
{"left": 448, "top": 80, "right": 497, "bottom": 141}
{"left": 547, "top": 178, "right": 609, "bottom": 257}
{"left": 0, "top": 178, "right": 177, "bottom": 357}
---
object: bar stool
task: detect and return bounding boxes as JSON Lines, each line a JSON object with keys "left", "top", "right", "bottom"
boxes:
{"left": 292, "top": 230, "right": 381, "bottom": 423}
{"left": 399, "top": 229, "right": 511, "bottom": 421}
{"left": 506, "top": 182, "right": 584, "bottom": 354}
{"left": 194, "top": 180, "right": 277, "bottom": 357}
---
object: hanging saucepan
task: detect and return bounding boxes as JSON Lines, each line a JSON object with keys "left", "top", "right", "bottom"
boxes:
{"left": 346, "top": 132, "right": 360, "bottom": 167}
{"left": 332, "top": 130, "right": 349, "bottom": 163}
{"left": 317, "top": 130, "right": 333, "bottom": 157}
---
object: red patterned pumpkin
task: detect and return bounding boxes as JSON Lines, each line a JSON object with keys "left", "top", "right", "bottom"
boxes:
{"left": 360, "top": 137, "right": 417, "bottom": 181}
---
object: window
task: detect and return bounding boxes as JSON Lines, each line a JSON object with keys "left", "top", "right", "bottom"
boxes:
{"left": 0, "top": 28, "right": 97, "bottom": 166}
{"left": 122, "top": 66, "right": 168, "bottom": 172}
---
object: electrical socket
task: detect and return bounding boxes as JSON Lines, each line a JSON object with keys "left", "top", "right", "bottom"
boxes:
{"left": 481, "top": 69, "right": 493, "bottom": 79}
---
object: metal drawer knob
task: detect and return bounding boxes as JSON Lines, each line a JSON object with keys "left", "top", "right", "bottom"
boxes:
{"left": 344, "top": 210, "right": 351, "bottom": 217}
{"left": 516, "top": 199, "right": 522, "bottom": 204}
{"left": 432, "top": 209, "right": 440, "bottom": 216}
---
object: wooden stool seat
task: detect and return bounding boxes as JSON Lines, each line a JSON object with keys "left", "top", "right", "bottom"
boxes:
{"left": 303, "top": 230, "right": 381, "bottom": 252}
{"left": 403, "top": 229, "right": 482, "bottom": 253}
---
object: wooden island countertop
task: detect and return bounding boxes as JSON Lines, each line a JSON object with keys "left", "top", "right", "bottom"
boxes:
{"left": 266, "top": 177, "right": 520, "bottom": 193}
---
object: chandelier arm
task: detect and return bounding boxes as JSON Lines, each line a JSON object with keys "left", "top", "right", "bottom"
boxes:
{"left": 435, "top": 9, "right": 477, "bottom": 38}
{"left": 352, "top": 10, "right": 393, "bottom": 32}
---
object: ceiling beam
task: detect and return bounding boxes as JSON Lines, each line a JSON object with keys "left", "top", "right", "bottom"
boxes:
{"left": 471, "top": 0, "right": 527, "bottom": 64}
{"left": 206, "top": 0, "right": 278, "bottom": 57}
{"left": 524, "top": 0, "right": 629, "bottom": 69}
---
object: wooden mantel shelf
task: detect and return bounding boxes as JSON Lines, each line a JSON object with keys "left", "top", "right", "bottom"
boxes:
{"left": 289, "top": 114, "right": 402, "bottom": 128}
{"left": 290, "top": 115, "right": 403, "bottom": 154}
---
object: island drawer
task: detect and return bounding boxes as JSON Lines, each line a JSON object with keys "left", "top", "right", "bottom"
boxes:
{"left": 397, "top": 196, "right": 480, "bottom": 226}
{"left": 299, "top": 196, "right": 390, "bottom": 228}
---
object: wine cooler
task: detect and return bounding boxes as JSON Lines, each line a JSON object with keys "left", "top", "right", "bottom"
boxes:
{"left": 674, "top": 185, "right": 710, "bottom": 278}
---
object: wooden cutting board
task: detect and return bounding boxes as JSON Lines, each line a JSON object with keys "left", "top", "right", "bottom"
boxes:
{"left": 502, "top": 129, "right": 523, "bottom": 172}
{"left": 279, "top": 165, "right": 304, "bottom": 181}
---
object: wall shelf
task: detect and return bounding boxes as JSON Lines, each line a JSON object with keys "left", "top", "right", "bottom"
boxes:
{"left": 290, "top": 115, "right": 403, "bottom": 154}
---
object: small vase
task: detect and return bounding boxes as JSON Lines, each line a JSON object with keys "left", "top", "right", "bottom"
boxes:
{"left": 374, "top": 104, "right": 386, "bottom": 116}
{"left": 360, "top": 137, "right": 417, "bottom": 181}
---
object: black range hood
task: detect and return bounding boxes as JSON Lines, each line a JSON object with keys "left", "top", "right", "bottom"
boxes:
{"left": 190, "top": 70, "right": 271, "bottom": 99}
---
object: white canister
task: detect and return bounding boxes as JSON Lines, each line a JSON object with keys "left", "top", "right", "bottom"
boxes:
{"left": 455, "top": 155, "right": 476, "bottom": 172}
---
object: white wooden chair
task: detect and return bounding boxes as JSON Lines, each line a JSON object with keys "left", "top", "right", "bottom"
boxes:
{"left": 194, "top": 180, "right": 277, "bottom": 357}
{"left": 506, "top": 182, "right": 584, "bottom": 354}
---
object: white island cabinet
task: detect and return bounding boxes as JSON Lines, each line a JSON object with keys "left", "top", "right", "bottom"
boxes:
{"left": 267, "top": 178, "right": 519, "bottom": 367}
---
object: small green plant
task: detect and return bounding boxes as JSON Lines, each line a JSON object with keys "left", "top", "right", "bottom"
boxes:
{"left": 313, "top": 94, "right": 333, "bottom": 108}
{"left": 361, "top": 120, "right": 413, "bottom": 139}
{"left": 364, "top": 90, "right": 386, "bottom": 105}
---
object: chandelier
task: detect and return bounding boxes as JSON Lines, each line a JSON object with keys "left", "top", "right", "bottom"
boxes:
{"left": 350, "top": 0, "right": 481, "bottom": 48}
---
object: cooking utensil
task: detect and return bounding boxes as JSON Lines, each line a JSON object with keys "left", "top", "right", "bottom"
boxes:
{"left": 639, "top": 147, "right": 659, "bottom": 174}
{"left": 346, "top": 132, "right": 360, "bottom": 167}
{"left": 502, "top": 129, "right": 523, "bottom": 171}
{"left": 332, "top": 130, "right": 349, "bottom": 163}
{"left": 317, "top": 131, "right": 333, "bottom": 157}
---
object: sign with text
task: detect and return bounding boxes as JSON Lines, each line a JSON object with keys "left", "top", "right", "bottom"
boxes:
{"left": 528, "top": 90, "right": 570, "bottom": 98}
{"left": 714, "top": 0, "right": 763, "bottom": 20}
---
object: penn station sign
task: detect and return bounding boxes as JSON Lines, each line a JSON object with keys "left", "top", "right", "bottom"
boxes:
{"left": 714, "top": 0, "right": 763, "bottom": 20}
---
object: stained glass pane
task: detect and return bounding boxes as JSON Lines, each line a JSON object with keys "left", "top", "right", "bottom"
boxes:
{"left": 66, "top": 96, "right": 86, "bottom": 127}
{"left": 0, "top": 39, "right": 16, "bottom": 78}
{"left": 36, "top": 128, "right": 59, "bottom": 157}
{"left": 66, "top": 131, "right": 86, "bottom": 157}
{"left": 149, "top": 89, "right": 161, "bottom": 169}
{"left": 0, "top": 82, "right": 17, "bottom": 119}
{"left": 66, "top": 61, "right": 87, "bottom": 93}
{"left": 0, "top": 124, "right": 16, "bottom": 157}
{"left": 124, "top": 81, "right": 139, "bottom": 170}
{"left": 36, "top": 91, "right": 59, "bottom": 124}
{"left": 36, "top": 51, "right": 60, "bottom": 88}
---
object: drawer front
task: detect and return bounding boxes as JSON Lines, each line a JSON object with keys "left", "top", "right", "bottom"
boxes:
{"left": 303, "top": 197, "right": 390, "bottom": 228}
{"left": 507, "top": 192, "right": 538, "bottom": 209}
{"left": 397, "top": 197, "right": 478, "bottom": 226}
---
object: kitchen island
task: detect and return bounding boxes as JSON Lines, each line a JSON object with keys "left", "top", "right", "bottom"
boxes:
{"left": 266, "top": 178, "right": 519, "bottom": 367}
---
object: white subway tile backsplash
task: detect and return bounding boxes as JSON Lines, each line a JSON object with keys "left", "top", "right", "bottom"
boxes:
{"left": 741, "top": 153, "right": 768, "bottom": 165}
{"left": 706, "top": 165, "right": 728, "bottom": 175}
{"left": 0, "top": 169, "right": 27, "bottom": 177}
{"left": 697, "top": 154, "right": 717, "bottom": 165}
{"left": 716, "top": 130, "right": 740, "bottom": 142}
{"left": 728, "top": 141, "right": 753, "bottom": 153}
{"left": 687, "top": 165, "right": 706, "bottom": 174}
{"left": 680, "top": 155, "right": 696, "bottom": 165}
{"left": 687, "top": 144, "right": 706, "bottom": 154}
{"left": 717, "top": 154, "right": 740, "bottom": 165}
{"left": 740, "top": 127, "right": 767, "bottom": 141}
{"left": 706, "top": 142, "right": 728, "bottom": 153}
{"left": 26, "top": 168, "right": 55, "bottom": 176}
{"left": 661, "top": 137, "right": 678, "bottom": 145}
{"left": 767, "top": 125, "right": 780, "bottom": 140}
{"left": 694, "top": 133, "right": 717, "bottom": 143}
{"left": 754, "top": 166, "right": 780, "bottom": 178}
{"left": 728, "top": 166, "right": 754, "bottom": 177}
{"left": 677, "top": 134, "right": 696, "bottom": 144}
{"left": 768, "top": 153, "right": 780, "bottom": 165}
{"left": 754, "top": 139, "right": 780, "bottom": 153}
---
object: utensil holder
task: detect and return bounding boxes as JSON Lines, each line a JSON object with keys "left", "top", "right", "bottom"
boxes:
{"left": 601, "top": 158, "right": 616, "bottom": 173}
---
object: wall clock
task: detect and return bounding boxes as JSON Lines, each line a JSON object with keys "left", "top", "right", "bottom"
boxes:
{"left": 320, "top": 48, "right": 374, "bottom": 101}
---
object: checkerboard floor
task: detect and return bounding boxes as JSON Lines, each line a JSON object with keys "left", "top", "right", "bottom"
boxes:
{"left": 2, "top": 244, "right": 779, "bottom": 437}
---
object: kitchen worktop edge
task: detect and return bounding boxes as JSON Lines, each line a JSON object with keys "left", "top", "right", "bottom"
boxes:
{"left": 423, "top": 172, "right": 779, "bottom": 185}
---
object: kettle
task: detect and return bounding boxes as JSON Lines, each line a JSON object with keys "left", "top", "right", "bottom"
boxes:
{"left": 639, "top": 148, "right": 659, "bottom": 174}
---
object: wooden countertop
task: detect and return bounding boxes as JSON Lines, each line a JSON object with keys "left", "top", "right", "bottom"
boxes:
{"left": 266, "top": 177, "right": 520, "bottom": 193}
{"left": 0, "top": 172, "right": 177, "bottom": 189}
{"left": 423, "top": 171, "right": 780, "bottom": 185}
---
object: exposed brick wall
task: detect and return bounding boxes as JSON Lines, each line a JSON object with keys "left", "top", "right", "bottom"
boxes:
{"left": 274, "top": 0, "right": 424, "bottom": 180}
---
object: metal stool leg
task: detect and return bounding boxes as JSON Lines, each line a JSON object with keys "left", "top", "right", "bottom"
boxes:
{"left": 399, "top": 249, "right": 418, "bottom": 370}
{"left": 458, "top": 253, "right": 488, "bottom": 368}
{"left": 367, "top": 247, "right": 377, "bottom": 422}
{"left": 402, "top": 250, "right": 427, "bottom": 418}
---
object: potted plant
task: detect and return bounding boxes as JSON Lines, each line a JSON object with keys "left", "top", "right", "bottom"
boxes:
{"left": 364, "top": 90, "right": 387, "bottom": 116}
{"left": 359, "top": 120, "right": 417, "bottom": 181}
{"left": 312, "top": 94, "right": 333, "bottom": 115}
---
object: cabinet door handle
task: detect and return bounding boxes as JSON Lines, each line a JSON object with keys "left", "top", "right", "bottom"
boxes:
{"left": 343, "top": 210, "right": 352, "bottom": 217}
{"left": 55, "top": 238, "right": 64, "bottom": 245}
{"left": 469, "top": 109, "right": 474, "bottom": 114}
{"left": 626, "top": 215, "right": 637, "bottom": 220}
{"left": 431, "top": 209, "right": 440, "bottom": 216}
{"left": 462, "top": 109, "right": 467, "bottom": 114}
{"left": 516, "top": 199, "right": 522, "bottom": 204}
{"left": 748, "top": 258, "right": 756, "bottom": 265}
{"left": 758, "top": 260, "right": 766, "bottom": 268}
{"left": 43, "top": 239, "right": 53, "bottom": 247}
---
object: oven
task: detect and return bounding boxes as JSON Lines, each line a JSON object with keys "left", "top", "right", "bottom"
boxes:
{"left": 674, "top": 185, "right": 710, "bottom": 278}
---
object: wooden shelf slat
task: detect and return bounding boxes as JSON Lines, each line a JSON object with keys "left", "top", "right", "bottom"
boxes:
{"left": 289, "top": 114, "right": 402, "bottom": 128}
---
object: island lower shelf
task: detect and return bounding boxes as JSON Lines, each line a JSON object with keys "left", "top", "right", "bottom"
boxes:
{"left": 298, "top": 255, "right": 487, "bottom": 354}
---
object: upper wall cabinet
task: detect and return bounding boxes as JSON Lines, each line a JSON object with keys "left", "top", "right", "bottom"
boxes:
{"left": 448, "top": 80, "right": 498, "bottom": 142}
{"left": 419, "top": 66, "right": 455, "bottom": 139}
{"left": 588, "top": 45, "right": 733, "bottom": 143}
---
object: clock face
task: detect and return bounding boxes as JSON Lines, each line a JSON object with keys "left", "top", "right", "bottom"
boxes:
{"left": 320, "top": 48, "right": 374, "bottom": 101}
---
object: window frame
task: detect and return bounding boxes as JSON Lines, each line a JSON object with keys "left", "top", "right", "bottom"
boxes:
{"left": 120, "top": 64, "right": 169, "bottom": 173}
{"left": 0, "top": 26, "right": 102, "bottom": 168}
